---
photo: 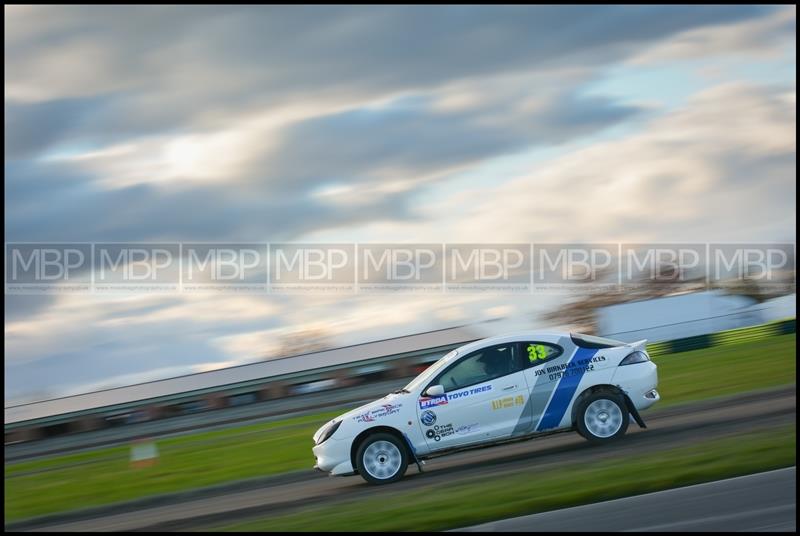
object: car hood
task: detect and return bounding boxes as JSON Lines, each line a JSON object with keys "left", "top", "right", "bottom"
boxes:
{"left": 337, "top": 391, "right": 409, "bottom": 421}
{"left": 314, "top": 390, "right": 412, "bottom": 442}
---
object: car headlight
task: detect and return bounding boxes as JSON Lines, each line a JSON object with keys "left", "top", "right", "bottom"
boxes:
{"left": 316, "top": 420, "right": 342, "bottom": 445}
{"left": 619, "top": 351, "right": 650, "bottom": 366}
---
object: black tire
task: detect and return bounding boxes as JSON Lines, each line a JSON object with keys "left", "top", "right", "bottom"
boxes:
{"left": 575, "top": 425, "right": 587, "bottom": 439}
{"left": 355, "top": 433, "right": 409, "bottom": 485}
{"left": 575, "top": 390, "right": 629, "bottom": 442}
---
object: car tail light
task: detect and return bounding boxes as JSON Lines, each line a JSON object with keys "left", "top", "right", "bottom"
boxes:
{"left": 620, "top": 351, "right": 650, "bottom": 366}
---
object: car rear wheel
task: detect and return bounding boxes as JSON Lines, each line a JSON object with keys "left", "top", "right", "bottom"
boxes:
{"left": 576, "top": 391, "right": 629, "bottom": 442}
{"left": 355, "top": 433, "right": 408, "bottom": 485}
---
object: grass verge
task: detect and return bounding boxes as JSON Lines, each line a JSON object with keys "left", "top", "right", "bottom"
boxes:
{"left": 653, "top": 333, "right": 795, "bottom": 407}
{"left": 4, "top": 410, "right": 342, "bottom": 521}
{"left": 220, "top": 424, "right": 797, "bottom": 532}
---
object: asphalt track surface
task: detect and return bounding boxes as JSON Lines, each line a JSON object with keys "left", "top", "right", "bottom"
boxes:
{"left": 11, "top": 386, "right": 796, "bottom": 532}
{"left": 458, "top": 467, "right": 796, "bottom": 532}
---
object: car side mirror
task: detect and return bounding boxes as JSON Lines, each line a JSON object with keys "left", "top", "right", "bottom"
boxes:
{"left": 425, "top": 384, "right": 445, "bottom": 397}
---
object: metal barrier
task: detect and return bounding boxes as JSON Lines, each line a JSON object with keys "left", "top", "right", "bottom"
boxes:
{"left": 647, "top": 318, "right": 796, "bottom": 357}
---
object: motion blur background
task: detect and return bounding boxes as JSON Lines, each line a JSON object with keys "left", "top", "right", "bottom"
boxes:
{"left": 4, "top": 5, "right": 796, "bottom": 532}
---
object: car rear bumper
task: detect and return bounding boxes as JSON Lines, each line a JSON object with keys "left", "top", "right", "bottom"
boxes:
{"left": 612, "top": 361, "right": 659, "bottom": 411}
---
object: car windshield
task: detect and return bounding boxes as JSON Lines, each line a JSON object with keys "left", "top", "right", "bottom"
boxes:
{"left": 403, "top": 350, "right": 457, "bottom": 393}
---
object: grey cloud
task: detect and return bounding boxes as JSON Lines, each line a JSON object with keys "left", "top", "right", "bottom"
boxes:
{"left": 5, "top": 97, "right": 104, "bottom": 160}
{"left": 4, "top": 93, "right": 197, "bottom": 162}
{"left": 5, "top": 159, "right": 416, "bottom": 242}
{"left": 199, "top": 6, "right": 773, "bottom": 92}
{"left": 253, "top": 91, "right": 640, "bottom": 194}
{"left": 5, "top": 5, "right": 780, "bottom": 246}
{"left": 5, "top": 341, "right": 221, "bottom": 400}
{"left": 6, "top": 6, "right": 779, "bottom": 150}
{"left": 5, "top": 291, "right": 287, "bottom": 400}
{"left": 4, "top": 87, "right": 638, "bottom": 245}
{"left": 4, "top": 294, "right": 57, "bottom": 323}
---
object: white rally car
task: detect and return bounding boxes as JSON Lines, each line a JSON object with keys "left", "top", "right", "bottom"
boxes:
{"left": 312, "top": 331, "right": 659, "bottom": 484}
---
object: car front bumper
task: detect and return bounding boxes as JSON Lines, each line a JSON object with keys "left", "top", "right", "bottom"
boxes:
{"left": 312, "top": 436, "right": 355, "bottom": 476}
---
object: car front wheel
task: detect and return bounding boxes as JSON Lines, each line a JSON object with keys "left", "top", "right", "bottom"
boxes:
{"left": 576, "top": 391, "right": 629, "bottom": 442}
{"left": 355, "top": 433, "right": 409, "bottom": 485}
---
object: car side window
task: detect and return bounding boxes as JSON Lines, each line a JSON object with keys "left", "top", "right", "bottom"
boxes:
{"left": 434, "top": 344, "right": 521, "bottom": 392}
{"left": 521, "top": 342, "right": 563, "bottom": 367}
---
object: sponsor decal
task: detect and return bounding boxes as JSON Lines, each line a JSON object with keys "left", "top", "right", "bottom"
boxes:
{"left": 418, "top": 384, "right": 494, "bottom": 409}
{"left": 353, "top": 403, "right": 402, "bottom": 423}
{"left": 418, "top": 395, "right": 448, "bottom": 410}
{"left": 420, "top": 410, "right": 437, "bottom": 426}
{"left": 491, "top": 395, "right": 525, "bottom": 410}
{"left": 425, "top": 423, "right": 455, "bottom": 442}
{"left": 455, "top": 423, "right": 480, "bottom": 435}
{"left": 449, "top": 384, "right": 493, "bottom": 400}
{"left": 533, "top": 354, "right": 606, "bottom": 381}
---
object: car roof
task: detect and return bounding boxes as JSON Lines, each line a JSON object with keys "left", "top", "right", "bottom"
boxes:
{"left": 454, "top": 331, "right": 569, "bottom": 355}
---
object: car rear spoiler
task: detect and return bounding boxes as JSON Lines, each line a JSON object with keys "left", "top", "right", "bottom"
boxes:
{"left": 626, "top": 339, "right": 648, "bottom": 352}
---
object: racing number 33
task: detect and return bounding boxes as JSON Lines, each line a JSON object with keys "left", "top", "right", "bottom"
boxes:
{"left": 527, "top": 344, "right": 549, "bottom": 363}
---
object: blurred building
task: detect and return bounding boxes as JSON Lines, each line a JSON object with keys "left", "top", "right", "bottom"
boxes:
{"left": 4, "top": 325, "right": 481, "bottom": 450}
{"left": 597, "top": 290, "right": 796, "bottom": 343}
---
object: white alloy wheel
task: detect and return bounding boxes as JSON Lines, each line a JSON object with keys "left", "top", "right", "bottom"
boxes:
{"left": 362, "top": 440, "right": 403, "bottom": 480}
{"left": 583, "top": 398, "right": 623, "bottom": 438}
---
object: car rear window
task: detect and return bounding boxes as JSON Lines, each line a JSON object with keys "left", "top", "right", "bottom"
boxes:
{"left": 570, "top": 333, "right": 625, "bottom": 349}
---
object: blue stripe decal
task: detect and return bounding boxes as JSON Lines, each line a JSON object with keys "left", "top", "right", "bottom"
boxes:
{"left": 536, "top": 347, "right": 598, "bottom": 431}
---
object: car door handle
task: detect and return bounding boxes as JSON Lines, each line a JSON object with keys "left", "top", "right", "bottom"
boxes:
{"left": 503, "top": 385, "right": 517, "bottom": 391}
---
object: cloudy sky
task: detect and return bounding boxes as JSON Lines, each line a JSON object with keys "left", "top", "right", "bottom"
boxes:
{"left": 4, "top": 5, "right": 796, "bottom": 402}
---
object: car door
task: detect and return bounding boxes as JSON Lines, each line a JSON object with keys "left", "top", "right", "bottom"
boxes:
{"left": 417, "top": 342, "right": 530, "bottom": 451}
{"left": 517, "top": 339, "right": 574, "bottom": 433}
